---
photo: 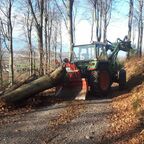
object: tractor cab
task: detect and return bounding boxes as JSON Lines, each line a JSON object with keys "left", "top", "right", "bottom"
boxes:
{"left": 72, "top": 42, "right": 108, "bottom": 62}
{"left": 71, "top": 42, "right": 109, "bottom": 74}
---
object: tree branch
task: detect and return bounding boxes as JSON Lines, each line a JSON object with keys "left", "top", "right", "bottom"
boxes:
{"left": 28, "top": 0, "right": 39, "bottom": 28}
{"left": 54, "top": 0, "right": 68, "bottom": 30}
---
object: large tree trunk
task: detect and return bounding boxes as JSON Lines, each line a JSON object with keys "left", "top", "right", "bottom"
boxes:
{"left": 91, "top": 10, "right": 94, "bottom": 42}
{"left": 103, "top": 13, "right": 107, "bottom": 43}
{"left": 59, "top": 22, "right": 63, "bottom": 62}
{"left": 9, "top": 39, "right": 14, "bottom": 85}
{"left": 0, "top": 66, "right": 65, "bottom": 104}
{"left": 127, "top": 0, "right": 133, "bottom": 58}
{"left": 67, "top": 0, "right": 74, "bottom": 61}
{"left": 137, "top": 0, "right": 143, "bottom": 57}
{"left": 28, "top": 0, "right": 44, "bottom": 75}
{"left": 95, "top": 1, "right": 102, "bottom": 42}
{"left": 29, "top": 49, "right": 33, "bottom": 76}
{"left": 3, "top": 74, "right": 38, "bottom": 95}
{"left": 45, "top": 15, "right": 48, "bottom": 74}
{"left": 0, "top": 33, "right": 3, "bottom": 88}
{"left": 8, "top": 1, "right": 14, "bottom": 85}
{"left": 38, "top": 29, "right": 44, "bottom": 75}
{"left": 28, "top": 22, "right": 33, "bottom": 76}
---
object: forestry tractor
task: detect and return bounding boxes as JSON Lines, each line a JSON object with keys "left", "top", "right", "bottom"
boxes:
{"left": 56, "top": 37, "right": 132, "bottom": 99}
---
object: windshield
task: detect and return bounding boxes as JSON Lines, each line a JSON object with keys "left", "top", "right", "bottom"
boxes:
{"left": 72, "top": 44, "right": 96, "bottom": 61}
{"left": 72, "top": 43, "right": 108, "bottom": 61}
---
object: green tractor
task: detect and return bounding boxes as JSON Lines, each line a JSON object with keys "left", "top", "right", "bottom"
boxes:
{"left": 70, "top": 38, "right": 131, "bottom": 96}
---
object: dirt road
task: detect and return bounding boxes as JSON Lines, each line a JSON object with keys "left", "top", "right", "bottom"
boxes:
{"left": 0, "top": 95, "right": 112, "bottom": 144}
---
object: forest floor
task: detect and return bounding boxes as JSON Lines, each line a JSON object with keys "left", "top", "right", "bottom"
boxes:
{"left": 0, "top": 57, "right": 144, "bottom": 144}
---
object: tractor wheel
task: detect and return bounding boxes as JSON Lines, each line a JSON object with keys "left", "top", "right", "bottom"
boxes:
{"left": 98, "top": 70, "right": 111, "bottom": 96}
{"left": 90, "top": 70, "right": 111, "bottom": 96}
{"left": 119, "top": 69, "right": 126, "bottom": 90}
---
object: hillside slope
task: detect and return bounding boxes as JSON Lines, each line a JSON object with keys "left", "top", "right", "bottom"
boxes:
{"left": 107, "top": 57, "right": 144, "bottom": 143}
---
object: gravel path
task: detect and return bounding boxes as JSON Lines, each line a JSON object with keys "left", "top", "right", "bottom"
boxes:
{"left": 0, "top": 98, "right": 112, "bottom": 144}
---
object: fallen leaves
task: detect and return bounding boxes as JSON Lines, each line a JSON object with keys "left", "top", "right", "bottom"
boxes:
{"left": 107, "top": 57, "right": 144, "bottom": 144}
{"left": 49, "top": 101, "right": 85, "bottom": 128}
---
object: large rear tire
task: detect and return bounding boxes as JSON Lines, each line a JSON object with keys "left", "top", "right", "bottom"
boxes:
{"left": 119, "top": 69, "right": 126, "bottom": 90}
{"left": 90, "top": 70, "right": 111, "bottom": 96}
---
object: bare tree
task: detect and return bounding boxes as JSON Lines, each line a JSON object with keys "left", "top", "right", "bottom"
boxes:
{"left": 102, "top": 0, "right": 112, "bottom": 42}
{"left": 67, "top": 0, "right": 74, "bottom": 60}
{"left": 89, "top": 0, "right": 103, "bottom": 42}
{"left": 137, "top": 0, "right": 143, "bottom": 57}
{"left": 0, "top": 26, "right": 3, "bottom": 88}
{"left": 127, "top": 0, "right": 134, "bottom": 58}
{"left": 44, "top": 0, "right": 48, "bottom": 74}
{"left": 128, "top": 0, "right": 134, "bottom": 41}
{"left": 55, "top": 0, "right": 74, "bottom": 61}
{"left": 0, "top": 0, "right": 14, "bottom": 85}
{"left": 20, "top": 2, "right": 35, "bottom": 76}
{"left": 59, "top": 22, "right": 63, "bottom": 62}
{"left": 28, "top": 0, "right": 44, "bottom": 75}
{"left": 44, "top": 0, "right": 54, "bottom": 73}
{"left": 89, "top": 0, "right": 112, "bottom": 42}
{"left": 25, "top": 13, "right": 34, "bottom": 76}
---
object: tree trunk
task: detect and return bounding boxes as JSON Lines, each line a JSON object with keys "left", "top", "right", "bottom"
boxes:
{"left": 95, "top": 2, "right": 102, "bottom": 42}
{"left": 103, "top": 14, "right": 107, "bottom": 43}
{"left": 48, "top": 36, "right": 51, "bottom": 71}
{"left": 91, "top": 10, "right": 94, "bottom": 42}
{"left": 137, "top": 0, "right": 143, "bottom": 57}
{"left": 128, "top": 0, "right": 133, "bottom": 40}
{"left": 29, "top": 48, "right": 33, "bottom": 76}
{"left": 44, "top": 1, "right": 48, "bottom": 74}
{"left": 0, "top": 33, "right": 3, "bottom": 88}
{"left": 127, "top": 0, "right": 133, "bottom": 58}
{"left": 67, "top": 0, "right": 74, "bottom": 61}
{"left": 28, "top": 22, "right": 33, "bottom": 76}
{"left": 37, "top": 29, "right": 44, "bottom": 75}
{"left": 9, "top": 34, "right": 14, "bottom": 85}
{"left": 28, "top": 0, "right": 44, "bottom": 75}
{"left": 8, "top": 1, "right": 14, "bottom": 85}
{"left": 139, "top": 24, "right": 143, "bottom": 57}
{"left": 48, "top": 10, "right": 52, "bottom": 72}
{"left": 1, "top": 66, "right": 66, "bottom": 104}
{"left": 4, "top": 74, "right": 38, "bottom": 95}
{"left": 59, "top": 22, "right": 63, "bottom": 62}
{"left": 33, "top": 50, "right": 36, "bottom": 74}
{"left": 45, "top": 17, "right": 48, "bottom": 74}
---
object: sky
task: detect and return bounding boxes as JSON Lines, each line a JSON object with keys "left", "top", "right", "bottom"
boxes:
{"left": 59, "top": 0, "right": 131, "bottom": 59}
{"left": 74, "top": 1, "right": 129, "bottom": 44}
{"left": 60, "top": 0, "right": 130, "bottom": 52}
{"left": 12, "top": 0, "right": 134, "bottom": 58}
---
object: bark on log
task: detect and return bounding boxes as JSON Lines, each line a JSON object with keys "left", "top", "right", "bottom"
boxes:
{"left": 0, "top": 66, "right": 66, "bottom": 104}
{"left": 1, "top": 74, "right": 38, "bottom": 96}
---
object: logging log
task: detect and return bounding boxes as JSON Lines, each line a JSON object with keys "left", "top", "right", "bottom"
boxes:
{"left": 2, "top": 74, "right": 38, "bottom": 95}
{"left": 0, "top": 66, "right": 66, "bottom": 104}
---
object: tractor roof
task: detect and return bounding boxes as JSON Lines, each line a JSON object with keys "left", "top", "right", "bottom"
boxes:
{"left": 73, "top": 42, "right": 107, "bottom": 48}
